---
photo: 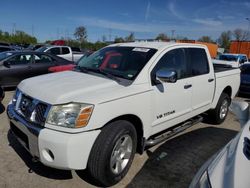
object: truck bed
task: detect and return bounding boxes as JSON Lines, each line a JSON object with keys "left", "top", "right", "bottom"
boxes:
{"left": 213, "top": 64, "right": 237, "bottom": 73}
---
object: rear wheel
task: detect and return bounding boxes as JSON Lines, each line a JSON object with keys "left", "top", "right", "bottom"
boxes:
{"left": 209, "top": 92, "right": 230, "bottom": 124}
{"left": 87, "top": 120, "right": 137, "bottom": 187}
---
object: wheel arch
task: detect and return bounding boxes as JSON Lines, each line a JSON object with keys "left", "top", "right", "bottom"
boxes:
{"left": 222, "top": 86, "right": 232, "bottom": 99}
{"left": 102, "top": 114, "right": 144, "bottom": 154}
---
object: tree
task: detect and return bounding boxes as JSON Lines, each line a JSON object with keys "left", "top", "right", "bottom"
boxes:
{"left": 217, "top": 31, "right": 232, "bottom": 50}
{"left": 155, "top": 33, "right": 168, "bottom": 41}
{"left": 114, "top": 37, "right": 125, "bottom": 43}
{"left": 0, "top": 30, "right": 37, "bottom": 44}
{"left": 198, "top": 36, "right": 214, "bottom": 43}
{"left": 125, "top": 32, "right": 135, "bottom": 42}
{"left": 233, "top": 28, "right": 249, "bottom": 41}
{"left": 102, "top": 35, "right": 107, "bottom": 42}
{"left": 74, "top": 26, "right": 87, "bottom": 47}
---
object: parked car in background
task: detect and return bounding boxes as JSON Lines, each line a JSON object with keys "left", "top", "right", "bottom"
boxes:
{"left": 7, "top": 42, "right": 240, "bottom": 186}
{"left": 0, "top": 45, "right": 17, "bottom": 53}
{"left": 48, "top": 51, "right": 92, "bottom": 72}
{"left": 27, "top": 44, "right": 46, "bottom": 51}
{"left": 0, "top": 51, "right": 72, "bottom": 87}
{"left": 0, "top": 86, "right": 4, "bottom": 102}
{"left": 0, "top": 42, "right": 10, "bottom": 46}
{"left": 48, "top": 63, "right": 76, "bottom": 72}
{"left": 239, "top": 63, "right": 250, "bottom": 94}
{"left": 190, "top": 101, "right": 250, "bottom": 188}
{"left": 213, "top": 53, "right": 248, "bottom": 68}
{"left": 36, "top": 45, "right": 84, "bottom": 62}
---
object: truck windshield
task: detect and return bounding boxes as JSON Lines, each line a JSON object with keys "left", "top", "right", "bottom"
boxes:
{"left": 219, "top": 55, "right": 238, "bottom": 62}
{"left": 77, "top": 47, "right": 157, "bottom": 80}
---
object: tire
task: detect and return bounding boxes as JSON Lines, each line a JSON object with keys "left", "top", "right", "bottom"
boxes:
{"left": 209, "top": 92, "right": 230, "bottom": 124}
{"left": 87, "top": 120, "right": 137, "bottom": 187}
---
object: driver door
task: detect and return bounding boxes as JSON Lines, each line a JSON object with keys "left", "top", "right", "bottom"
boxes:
{"left": 151, "top": 47, "right": 192, "bottom": 134}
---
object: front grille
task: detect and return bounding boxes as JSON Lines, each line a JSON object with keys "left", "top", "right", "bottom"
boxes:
{"left": 35, "top": 103, "right": 47, "bottom": 124}
{"left": 15, "top": 92, "right": 49, "bottom": 125}
{"left": 243, "top": 137, "right": 250, "bottom": 160}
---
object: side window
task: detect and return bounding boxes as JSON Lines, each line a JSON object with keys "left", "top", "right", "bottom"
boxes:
{"left": 242, "top": 56, "right": 248, "bottom": 63}
{"left": 34, "top": 54, "right": 53, "bottom": 63}
{"left": 152, "top": 48, "right": 188, "bottom": 81}
{"left": 8, "top": 54, "right": 31, "bottom": 65}
{"left": 62, "top": 47, "right": 70, "bottom": 54}
{"left": 187, "top": 48, "right": 209, "bottom": 76}
{"left": 48, "top": 47, "right": 60, "bottom": 55}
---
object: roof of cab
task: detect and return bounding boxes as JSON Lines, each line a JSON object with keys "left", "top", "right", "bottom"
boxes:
{"left": 108, "top": 41, "right": 206, "bottom": 50}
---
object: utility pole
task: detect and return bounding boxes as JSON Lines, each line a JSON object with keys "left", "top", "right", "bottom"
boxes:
{"left": 32, "top": 24, "right": 34, "bottom": 37}
{"left": 246, "top": 18, "right": 250, "bottom": 36}
{"left": 12, "top": 23, "right": 16, "bottom": 35}
{"left": 171, "top": 30, "right": 175, "bottom": 40}
{"left": 109, "top": 28, "right": 112, "bottom": 42}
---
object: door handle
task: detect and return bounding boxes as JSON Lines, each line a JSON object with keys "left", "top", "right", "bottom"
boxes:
{"left": 184, "top": 84, "right": 192, "bottom": 89}
{"left": 208, "top": 78, "right": 214, "bottom": 82}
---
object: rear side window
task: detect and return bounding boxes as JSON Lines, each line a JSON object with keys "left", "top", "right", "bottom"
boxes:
{"left": 34, "top": 54, "right": 54, "bottom": 63}
{"left": 187, "top": 48, "right": 209, "bottom": 76}
{"left": 62, "top": 47, "right": 70, "bottom": 54}
{"left": 48, "top": 47, "right": 60, "bottom": 55}
{"left": 8, "top": 54, "right": 31, "bottom": 65}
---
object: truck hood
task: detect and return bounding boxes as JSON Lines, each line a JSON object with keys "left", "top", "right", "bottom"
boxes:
{"left": 18, "top": 71, "right": 146, "bottom": 105}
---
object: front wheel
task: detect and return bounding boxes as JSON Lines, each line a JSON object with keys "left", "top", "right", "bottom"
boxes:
{"left": 209, "top": 93, "right": 230, "bottom": 124}
{"left": 87, "top": 120, "right": 137, "bottom": 187}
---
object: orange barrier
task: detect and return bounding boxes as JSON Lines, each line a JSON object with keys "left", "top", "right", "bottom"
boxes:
{"left": 230, "top": 41, "right": 250, "bottom": 59}
{"left": 176, "top": 40, "right": 218, "bottom": 58}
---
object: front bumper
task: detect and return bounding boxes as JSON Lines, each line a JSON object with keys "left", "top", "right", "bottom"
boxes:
{"left": 7, "top": 103, "right": 100, "bottom": 170}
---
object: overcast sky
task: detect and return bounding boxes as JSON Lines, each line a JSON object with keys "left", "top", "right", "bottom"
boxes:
{"left": 1, "top": 0, "right": 250, "bottom": 42}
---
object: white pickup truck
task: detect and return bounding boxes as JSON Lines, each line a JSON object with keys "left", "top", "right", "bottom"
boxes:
{"left": 7, "top": 42, "right": 240, "bottom": 186}
{"left": 36, "top": 45, "right": 84, "bottom": 62}
{"left": 213, "top": 53, "right": 249, "bottom": 68}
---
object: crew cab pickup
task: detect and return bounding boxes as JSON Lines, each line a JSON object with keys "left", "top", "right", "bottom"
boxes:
{"left": 36, "top": 45, "right": 84, "bottom": 62}
{"left": 7, "top": 42, "right": 240, "bottom": 186}
{"left": 213, "top": 53, "right": 249, "bottom": 68}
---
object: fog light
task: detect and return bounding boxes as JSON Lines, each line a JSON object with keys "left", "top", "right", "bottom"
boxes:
{"left": 42, "top": 149, "right": 54, "bottom": 162}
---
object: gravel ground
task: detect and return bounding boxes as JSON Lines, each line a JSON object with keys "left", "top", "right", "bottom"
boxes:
{"left": 0, "top": 91, "right": 246, "bottom": 188}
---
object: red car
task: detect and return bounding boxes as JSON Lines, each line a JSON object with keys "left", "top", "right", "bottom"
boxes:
{"left": 48, "top": 64, "right": 76, "bottom": 72}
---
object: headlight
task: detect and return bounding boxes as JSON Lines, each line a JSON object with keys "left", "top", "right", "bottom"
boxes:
{"left": 46, "top": 103, "right": 94, "bottom": 128}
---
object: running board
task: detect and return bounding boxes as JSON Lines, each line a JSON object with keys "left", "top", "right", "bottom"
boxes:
{"left": 145, "top": 115, "right": 203, "bottom": 148}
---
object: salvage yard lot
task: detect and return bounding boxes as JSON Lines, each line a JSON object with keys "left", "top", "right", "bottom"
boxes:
{"left": 0, "top": 91, "right": 243, "bottom": 188}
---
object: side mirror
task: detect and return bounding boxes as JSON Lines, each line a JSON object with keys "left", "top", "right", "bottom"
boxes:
{"left": 156, "top": 69, "right": 177, "bottom": 83}
{"left": 3, "top": 61, "right": 11, "bottom": 68}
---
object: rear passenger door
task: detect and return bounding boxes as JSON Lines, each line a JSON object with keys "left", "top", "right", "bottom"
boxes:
{"left": 186, "top": 48, "right": 215, "bottom": 110}
{"left": 59, "top": 47, "right": 72, "bottom": 61}
{"left": 30, "top": 54, "right": 57, "bottom": 76}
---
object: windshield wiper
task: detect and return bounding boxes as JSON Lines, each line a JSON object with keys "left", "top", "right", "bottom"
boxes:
{"left": 78, "top": 67, "right": 120, "bottom": 83}
{"left": 77, "top": 66, "right": 89, "bottom": 73}
{"left": 98, "top": 69, "right": 121, "bottom": 83}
